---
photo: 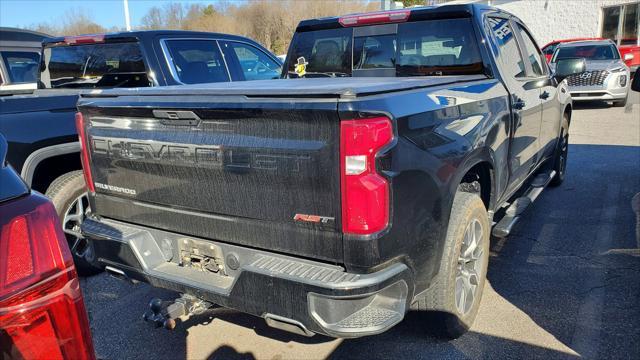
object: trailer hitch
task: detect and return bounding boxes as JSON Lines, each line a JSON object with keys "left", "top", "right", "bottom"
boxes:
{"left": 142, "top": 294, "right": 212, "bottom": 330}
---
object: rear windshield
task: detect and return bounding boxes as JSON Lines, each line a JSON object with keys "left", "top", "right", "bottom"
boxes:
{"left": 285, "top": 18, "right": 484, "bottom": 78}
{"left": 40, "top": 42, "right": 150, "bottom": 89}
{"left": 1, "top": 51, "right": 40, "bottom": 84}
{"left": 552, "top": 44, "right": 620, "bottom": 62}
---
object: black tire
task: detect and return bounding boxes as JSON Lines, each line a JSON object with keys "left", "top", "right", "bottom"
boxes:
{"left": 549, "top": 113, "right": 570, "bottom": 187}
{"left": 45, "top": 170, "right": 103, "bottom": 276}
{"left": 612, "top": 96, "right": 627, "bottom": 107}
{"left": 413, "top": 191, "right": 490, "bottom": 339}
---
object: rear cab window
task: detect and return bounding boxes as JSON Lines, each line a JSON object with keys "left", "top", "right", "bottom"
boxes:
{"left": 285, "top": 18, "right": 484, "bottom": 78}
{"left": 40, "top": 42, "right": 149, "bottom": 89}
{"left": 1, "top": 51, "right": 40, "bottom": 84}
{"left": 286, "top": 28, "right": 352, "bottom": 77}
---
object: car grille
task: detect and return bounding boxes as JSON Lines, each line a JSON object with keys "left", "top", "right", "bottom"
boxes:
{"left": 566, "top": 70, "right": 609, "bottom": 86}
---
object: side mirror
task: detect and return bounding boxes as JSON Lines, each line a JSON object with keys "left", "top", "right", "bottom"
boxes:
{"left": 631, "top": 74, "right": 640, "bottom": 92}
{"left": 554, "top": 58, "right": 586, "bottom": 82}
{"left": 624, "top": 53, "right": 634, "bottom": 62}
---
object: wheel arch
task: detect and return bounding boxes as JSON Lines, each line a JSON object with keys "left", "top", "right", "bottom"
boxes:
{"left": 563, "top": 103, "right": 572, "bottom": 126}
{"left": 449, "top": 148, "right": 497, "bottom": 212}
{"left": 22, "top": 142, "right": 81, "bottom": 192}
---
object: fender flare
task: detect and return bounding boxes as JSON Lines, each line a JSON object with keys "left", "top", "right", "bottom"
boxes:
{"left": 448, "top": 147, "right": 498, "bottom": 209}
{"left": 20, "top": 142, "right": 80, "bottom": 186}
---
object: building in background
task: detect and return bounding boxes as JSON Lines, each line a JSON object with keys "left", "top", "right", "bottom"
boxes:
{"left": 445, "top": 0, "right": 639, "bottom": 48}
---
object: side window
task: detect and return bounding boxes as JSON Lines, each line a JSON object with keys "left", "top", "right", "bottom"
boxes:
{"left": 515, "top": 24, "right": 546, "bottom": 76}
{"left": 220, "top": 41, "right": 281, "bottom": 81}
{"left": 1, "top": 51, "right": 40, "bottom": 83}
{"left": 163, "top": 40, "right": 229, "bottom": 84}
{"left": 488, "top": 17, "right": 526, "bottom": 79}
{"left": 542, "top": 44, "right": 557, "bottom": 56}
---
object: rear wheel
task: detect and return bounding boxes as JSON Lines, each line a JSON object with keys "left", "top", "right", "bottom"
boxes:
{"left": 413, "top": 190, "right": 490, "bottom": 339}
{"left": 46, "top": 171, "right": 102, "bottom": 276}
{"left": 550, "top": 113, "right": 570, "bottom": 187}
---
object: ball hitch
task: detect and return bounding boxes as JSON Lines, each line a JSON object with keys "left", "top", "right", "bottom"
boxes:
{"left": 142, "top": 295, "right": 211, "bottom": 330}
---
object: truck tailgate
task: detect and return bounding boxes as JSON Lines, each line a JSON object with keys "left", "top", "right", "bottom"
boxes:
{"left": 79, "top": 95, "right": 342, "bottom": 262}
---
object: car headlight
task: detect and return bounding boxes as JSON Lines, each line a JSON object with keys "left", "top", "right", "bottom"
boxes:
{"left": 619, "top": 74, "right": 627, "bottom": 87}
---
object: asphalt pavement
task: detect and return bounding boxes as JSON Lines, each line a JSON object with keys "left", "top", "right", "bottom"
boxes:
{"left": 82, "top": 92, "right": 640, "bottom": 360}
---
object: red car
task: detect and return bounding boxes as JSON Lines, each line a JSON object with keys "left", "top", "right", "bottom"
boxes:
{"left": 542, "top": 37, "right": 639, "bottom": 75}
{"left": 0, "top": 135, "right": 95, "bottom": 360}
{"left": 619, "top": 38, "right": 640, "bottom": 75}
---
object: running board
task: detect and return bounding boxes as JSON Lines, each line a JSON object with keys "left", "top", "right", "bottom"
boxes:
{"left": 492, "top": 170, "right": 556, "bottom": 238}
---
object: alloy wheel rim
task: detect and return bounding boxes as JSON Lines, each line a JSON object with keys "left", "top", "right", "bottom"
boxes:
{"left": 62, "top": 192, "right": 92, "bottom": 259}
{"left": 455, "top": 218, "right": 484, "bottom": 315}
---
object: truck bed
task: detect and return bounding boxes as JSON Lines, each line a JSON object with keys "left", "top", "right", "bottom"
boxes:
{"left": 83, "top": 75, "right": 488, "bottom": 99}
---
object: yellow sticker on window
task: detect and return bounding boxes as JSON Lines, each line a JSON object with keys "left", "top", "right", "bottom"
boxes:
{"left": 295, "top": 57, "right": 308, "bottom": 77}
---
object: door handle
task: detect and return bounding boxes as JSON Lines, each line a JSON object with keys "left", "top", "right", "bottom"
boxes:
{"left": 513, "top": 98, "right": 526, "bottom": 110}
{"left": 540, "top": 91, "right": 550, "bottom": 100}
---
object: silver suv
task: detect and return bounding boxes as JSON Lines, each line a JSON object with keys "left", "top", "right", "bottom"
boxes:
{"left": 550, "top": 40, "right": 630, "bottom": 107}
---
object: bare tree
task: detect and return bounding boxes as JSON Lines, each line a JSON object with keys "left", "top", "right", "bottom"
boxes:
{"left": 27, "top": 8, "right": 107, "bottom": 36}
{"left": 61, "top": 9, "right": 107, "bottom": 35}
{"left": 140, "top": 6, "right": 164, "bottom": 30}
{"left": 28, "top": 1, "right": 377, "bottom": 52}
{"left": 141, "top": 3, "right": 186, "bottom": 30}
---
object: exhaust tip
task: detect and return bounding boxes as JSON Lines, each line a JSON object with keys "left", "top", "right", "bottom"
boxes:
{"left": 264, "top": 313, "right": 314, "bottom": 337}
{"left": 105, "top": 265, "right": 134, "bottom": 283}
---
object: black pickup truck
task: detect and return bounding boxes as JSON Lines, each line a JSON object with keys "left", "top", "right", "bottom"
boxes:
{"left": 0, "top": 30, "right": 281, "bottom": 274}
{"left": 77, "top": 4, "right": 579, "bottom": 338}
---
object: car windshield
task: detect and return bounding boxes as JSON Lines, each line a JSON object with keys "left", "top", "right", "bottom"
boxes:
{"left": 552, "top": 44, "right": 620, "bottom": 62}
{"left": 0, "top": 51, "right": 40, "bottom": 84}
{"left": 40, "top": 42, "right": 150, "bottom": 89}
{"left": 285, "top": 18, "right": 484, "bottom": 78}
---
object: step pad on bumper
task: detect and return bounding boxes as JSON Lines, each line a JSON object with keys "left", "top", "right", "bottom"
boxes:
{"left": 336, "top": 307, "right": 400, "bottom": 329}
{"left": 250, "top": 255, "right": 360, "bottom": 284}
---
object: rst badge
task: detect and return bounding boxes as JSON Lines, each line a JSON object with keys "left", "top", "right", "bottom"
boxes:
{"left": 293, "top": 213, "right": 335, "bottom": 230}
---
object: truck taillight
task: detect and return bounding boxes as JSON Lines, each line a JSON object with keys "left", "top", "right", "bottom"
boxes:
{"left": 339, "top": 9, "right": 410, "bottom": 27}
{"left": 0, "top": 194, "right": 95, "bottom": 360}
{"left": 75, "top": 112, "right": 95, "bottom": 193}
{"left": 340, "top": 117, "right": 393, "bottom": 235}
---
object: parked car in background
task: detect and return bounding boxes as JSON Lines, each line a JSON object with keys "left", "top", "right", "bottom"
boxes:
{"left": 0, "top": 27, "right": 48, "bottom": 91}
{"left": 618, "top": 38, "right": 639, "bottom": 76}
{"left": 550, "top": 39, "right": 630, "bottom": 106}
{"left": 541, "top": 37, "right": 603, "bottom": 62}
{"left": 0, "top": 30, "right": 282, "bottom": 275}
{"left": 77, "top": 4, "right": 575, "bottom": 339}
{"left": 632, "top": 68, "right": 640, "bottom": 91}
{"left": 0, "top": 134, "right": 95, "bottom": 360}
{"left": 542, "top": 37, "right": 639, "bottom": 77}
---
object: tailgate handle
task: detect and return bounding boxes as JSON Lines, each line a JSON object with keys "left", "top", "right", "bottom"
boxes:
{"left": 153, "top": 110, "right": 200, "bottom": 126}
